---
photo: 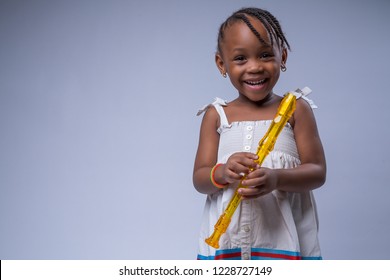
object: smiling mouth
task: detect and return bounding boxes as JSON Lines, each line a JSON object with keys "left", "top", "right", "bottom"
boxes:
{"left": 244, "top": 79, "right": 266, "bottom": 86}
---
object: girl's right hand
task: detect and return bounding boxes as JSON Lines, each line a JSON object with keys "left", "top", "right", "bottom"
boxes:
{"left": 222, "top": 152, "right": 259, "bottom": 184}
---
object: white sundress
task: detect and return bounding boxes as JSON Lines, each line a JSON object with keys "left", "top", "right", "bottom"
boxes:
{"left": 196, "top": 89, "right": 322, "bottom": 260}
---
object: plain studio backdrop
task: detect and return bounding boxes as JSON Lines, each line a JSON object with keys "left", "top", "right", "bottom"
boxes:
{"left": 1, "top": 0, "right": 389, "bottom": 260}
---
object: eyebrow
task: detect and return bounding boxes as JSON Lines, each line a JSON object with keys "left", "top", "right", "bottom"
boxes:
{"left": 231, "top": 47, "right": 247, "bottom": 52}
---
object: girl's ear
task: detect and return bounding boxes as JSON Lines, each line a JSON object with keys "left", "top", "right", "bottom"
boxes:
{"left": 281, "top": 47, "right": 288, "bottom": 66}
{"left": 215, "top": 52, "right": 226, "bottom": 76}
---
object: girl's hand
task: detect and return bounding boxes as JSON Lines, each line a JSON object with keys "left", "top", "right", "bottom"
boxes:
{"left": 239, "top": 167, "right": 278, "bottom": 199}
{"left": 221, "top": 152, "right": 259, "bottom": 184}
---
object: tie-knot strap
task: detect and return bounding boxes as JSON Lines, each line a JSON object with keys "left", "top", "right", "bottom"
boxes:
{"left": 290, "top": 87, "right": 318, "bottom": 109}
{"left": 197, "top": 97, "right": 228, "bottom": 116}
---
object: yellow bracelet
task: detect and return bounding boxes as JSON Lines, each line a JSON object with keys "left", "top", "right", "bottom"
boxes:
{"left": 210, "top": 164, "right": 229, "bottom": 189}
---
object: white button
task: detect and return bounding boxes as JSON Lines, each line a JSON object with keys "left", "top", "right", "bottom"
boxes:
{"left": 242, "top": 252, "right": 249, "bottom": 260}
{"left": 244, "top": 146, "right": 250, "bottom": 151}
{"left": 243, "top": 225, "right": 250, "bottom": 232}
{"left": 246, "top": 134, "right": 252, "bottom": 140}
{"left": 246, "top": 126, "right": 253, "bottom": 131}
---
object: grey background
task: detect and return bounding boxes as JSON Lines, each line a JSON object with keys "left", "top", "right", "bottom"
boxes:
{"left": 1, "top": 0, "right": 389, "bottom": 259}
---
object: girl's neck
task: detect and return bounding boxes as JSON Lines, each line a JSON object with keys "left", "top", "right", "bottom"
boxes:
{"left": 225, "top": 92, "right": 282, "bottom": 122}
{"left": 236, "top": 92, "right": 276, "bottom": 107}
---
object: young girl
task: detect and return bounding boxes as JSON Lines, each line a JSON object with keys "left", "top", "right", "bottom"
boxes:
{"left": 193, "top": 7, "right": 326, "bottom": 260}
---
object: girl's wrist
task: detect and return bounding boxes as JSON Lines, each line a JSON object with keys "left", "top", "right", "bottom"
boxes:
{"left": 210, "top": 164, "right": 229, "bottom": 189}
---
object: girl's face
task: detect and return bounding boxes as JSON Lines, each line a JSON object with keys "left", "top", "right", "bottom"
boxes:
{"left": 216, "top": 17, "right": 287, "bottom": 102}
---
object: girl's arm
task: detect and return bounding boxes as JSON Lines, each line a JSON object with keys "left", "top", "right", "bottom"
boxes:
{"left": 193, "top": 107, "right": 222, "bottom": 194}
{"left": 274, "top": 98, "right": 326, "bottom": 192}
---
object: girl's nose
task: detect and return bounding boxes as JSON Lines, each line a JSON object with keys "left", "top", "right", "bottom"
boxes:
{"left": 247, "top": 60, "right": 263, "bottom": 73}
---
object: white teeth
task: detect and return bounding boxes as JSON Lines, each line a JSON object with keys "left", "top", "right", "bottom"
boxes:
{"left": 246, "top": 79, "right": 265, "bottom": 85}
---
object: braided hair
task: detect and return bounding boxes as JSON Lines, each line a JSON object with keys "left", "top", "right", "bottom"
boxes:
{"left": 217, "top": 7, "right": 290, "bottom": 53}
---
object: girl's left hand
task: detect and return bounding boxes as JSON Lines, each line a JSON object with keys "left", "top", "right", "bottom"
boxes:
{"left": 238, "top": 166, "right": 278, "bottom": 199}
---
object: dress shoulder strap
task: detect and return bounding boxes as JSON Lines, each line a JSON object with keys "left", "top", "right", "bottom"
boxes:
{"left": 197, "top": 97, "right": 230, "bottom": 132}
{"left": 291, "top": 87, "right": 318, "bottom": 109}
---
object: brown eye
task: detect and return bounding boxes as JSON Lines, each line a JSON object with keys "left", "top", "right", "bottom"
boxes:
{"left": 233, "top": 56, "right": 247, "bottom": 64}
{"left": 260, "top": 52, "right": 273, "bottom": 60}
{"left": 234, "top": 56, "right": 245, "bottom": 61}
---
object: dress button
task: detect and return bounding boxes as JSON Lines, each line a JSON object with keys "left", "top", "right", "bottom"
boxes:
{"left": 246, "top": 126, "right": 253, "bottom": 131}
{"left": 242, "top": 252, "right": 249, "bottom": 260}
{"left": 243, "top": 225, "right": 250, "bottom": 232}
{"left": 244, "top": 146, "right": 250, "bottom": 151}
{"left": 246, "top": 134, "right": 252, "bottom": 140}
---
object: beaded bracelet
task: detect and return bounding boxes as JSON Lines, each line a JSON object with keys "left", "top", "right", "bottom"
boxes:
{"left": 210, "top": 164, "right": 229, "bottom": 189}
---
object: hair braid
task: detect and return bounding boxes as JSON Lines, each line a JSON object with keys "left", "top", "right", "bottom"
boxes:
{"left": 233, "top": 14, "right": 269, "bottom": 46}
{"left": 217, "top": 7, "right": 291, "bottom": 53}
{"left": 236, "top": 9, "right": 276, "bottom": 47}
{"left": 259, "top": 9, "right": 291, "bottom": 50}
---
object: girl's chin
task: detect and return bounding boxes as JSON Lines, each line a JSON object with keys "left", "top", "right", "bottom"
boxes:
{"left": 239, "top": 92, "right": 273, "bottom": 103}
{"left": 241, "top": 88, "right": 273, "bottom": 100}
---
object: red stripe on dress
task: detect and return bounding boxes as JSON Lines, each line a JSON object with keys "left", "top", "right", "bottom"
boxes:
{"left": 251, "top": 252, "right": 302, "bottom": 260}
{"left": 215, "top": 251, "right": 242, "bottom": 260}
